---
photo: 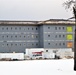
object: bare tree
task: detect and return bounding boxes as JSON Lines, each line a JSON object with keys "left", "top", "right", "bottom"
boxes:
{"left": 63, "top": 0, "right": 76, "bottom": 71}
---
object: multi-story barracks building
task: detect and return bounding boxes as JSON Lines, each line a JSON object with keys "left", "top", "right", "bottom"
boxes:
{"left": 0, "top": 19, "right": 75, "bottom": 53}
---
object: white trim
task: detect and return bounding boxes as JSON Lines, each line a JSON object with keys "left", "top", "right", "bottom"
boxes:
{"left": 0, "top": 32, "right": 39, "bottom": 34}
{"left": 0, "top": 40, "right": 39, "bottom": 42}
{"left": 44, "top": 40, "right": 74, "bottom": 42}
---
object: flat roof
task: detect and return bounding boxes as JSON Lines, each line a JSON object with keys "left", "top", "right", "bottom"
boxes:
{"left": 0, "top": 19, "right": 75, "bottom": 25}
{"left": 0, "top": 20, "right": 38, "bottom": 25}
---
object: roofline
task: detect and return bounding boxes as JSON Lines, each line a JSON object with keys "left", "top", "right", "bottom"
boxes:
{"left": 0, "top": 20, "right": 39, "bottom": 22}
{"left": 0, "top": 19, "right": 75, "bottom": 25}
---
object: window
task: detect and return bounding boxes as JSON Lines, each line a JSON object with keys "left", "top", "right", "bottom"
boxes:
{"left": 24, "top": 36, "right": 26, "bottom": 38}
{"left": 19, "top": 27, "right": 21, "bottom": 30}
{"left": 11, "top": 36, "right": 13, "bottom": 38}
{"left": 67, "top": 26, "right": 72, "bottom": 32}
{"left": 32, "top": 28, "right": 33, "bottom": 30}
{"left": 20, "top": 44, "right": 21, "bottom": 46}
{"left": 63, "top": 43, "right": 65, "bottom": 45}
{"left": 28, "top": 28, "right": 29, "bottom": 30}
{"left": 15, "top": 44, "right": 17, "bottom": 46}
{"left": 59, "top": 27, "right": 61, "bottom": 30}
{"left": 15, "top": 35, "right": 17, "bottom": 38}
{"left": 11, "top": 27, "right": 12, "bottom": 30}
{"left": 32, "top": 43, "right": 34, "bottom": 46}
{"left": 36, "top": 43, "right": 38, "bottom": 46}
{"left": 55, "top": 27, "right": 57, "bottom": 30}
{"left": 63, "top": 35, "right": 65, "bottom": 37}
{"left": 48, "top": 27, "right": 50, "bottom": 29}
{"left": 32, "top": 35, "right": 34, "bottom": 38}
{"left": 55, "top": 35, "right": 57, "bottom": 38}
{"left": 36, "top": 28, "right": 37, "bottom": 30}
{"left": 20, "top": 35, "right": 21, "bottom": 38}
{"left": 67, "top": 42, "right": 73, "bottom": 48}
{"left": 7, "top": 44, "right": 8, "bottom": 46}
{"left": 55, "top": 43, "right": 57, "bottom": 46}
{"left": 36, "top": 36, "right": 38, "bottom": 38}
{"left": 11, "top": 44, "right": 13, "bottom": 46}
{"left": 59, "top": 35, "right": 61, "bottom": 38}
{"left": 67, "top": 34, "right": 73, "bottom": 40}
{"left": 6, "top": 27, "right": 8, "bottom": 30}
{"left": 7, "top": 35, "right": 8, "bottom": 38}
{"left": 63, "top": 27, "right": 65, "bottom": 30}
{"left": 48, "top": 43, "right": 50, "bottom": 45}
{"left": 15, "top": 27, "right": 17, "bottom": 30}
{"left": 48, "top": 35, "right": 50, "bottom": 37}
{"left": 24, "top": 43, "right": 26, "bottom": 46}
{"left": 59, "top": 43, "right": 61, "bottom": 46}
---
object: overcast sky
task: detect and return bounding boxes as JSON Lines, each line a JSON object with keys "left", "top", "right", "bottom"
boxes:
{"left": 0, "top": 0, "right": 73, "bottom": 21}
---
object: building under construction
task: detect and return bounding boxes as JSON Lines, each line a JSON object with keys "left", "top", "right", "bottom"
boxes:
{"left": 0, "top": 19, "right": 75, "bottom": 53}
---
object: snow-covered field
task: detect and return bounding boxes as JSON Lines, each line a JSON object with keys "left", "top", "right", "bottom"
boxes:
{"left": 0, "top": 59, "right": 76, "bottom": 75}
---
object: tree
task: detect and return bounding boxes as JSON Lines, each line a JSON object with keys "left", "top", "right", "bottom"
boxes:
{"left": 63, "top": 0, "right": 76, "bottom": 71}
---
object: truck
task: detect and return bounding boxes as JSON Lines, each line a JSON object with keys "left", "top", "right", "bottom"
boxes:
{"left": 25, "top": 48, "right": 44, "bottom": 59}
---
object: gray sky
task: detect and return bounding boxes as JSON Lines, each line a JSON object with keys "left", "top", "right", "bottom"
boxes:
{"left": 0, "top": 0, "right": 73, "bottom": 21}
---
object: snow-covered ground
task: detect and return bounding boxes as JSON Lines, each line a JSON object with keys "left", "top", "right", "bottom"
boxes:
{"left": 0, "top": 59, "right": 76, "bottom": 75}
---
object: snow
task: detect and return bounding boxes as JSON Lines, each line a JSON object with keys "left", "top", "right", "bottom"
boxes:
{"left": 0, "top": 59, "right": 76, "bottom": 75}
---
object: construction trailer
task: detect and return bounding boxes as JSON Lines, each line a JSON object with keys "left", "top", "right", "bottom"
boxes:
{"left": 56, "top": 48, "right": 74, "bottom": 58}
{"left": 0, "top": 48, "right": 73, "bottom": 60}
{"left": 0, "top": 53, "right": 24, "bottom": 60}
{"left": 25, "top": 48, "right": 73, "bottom": 59}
